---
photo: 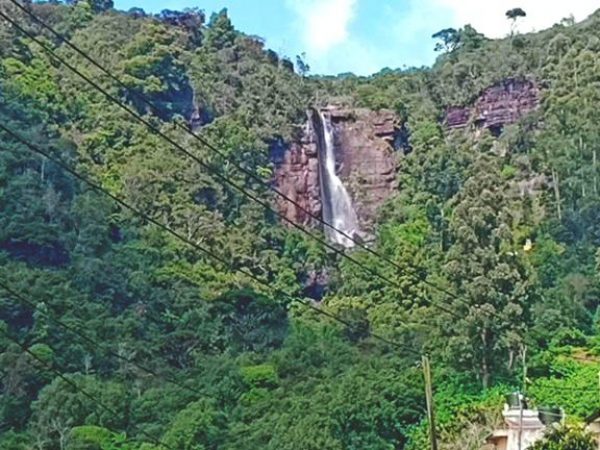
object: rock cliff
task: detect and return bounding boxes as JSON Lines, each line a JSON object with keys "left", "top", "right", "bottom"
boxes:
{"left": 271, "top": 128, "right": 322, "bottom": 227}
{"left": 446, "top": 78, "right": 540, "bottom": 133}
{"left": 327, "top": 107, "right": 398, "bottom": 233}
{"left": 273, "top": 107, "right": 400, "bottom": 233}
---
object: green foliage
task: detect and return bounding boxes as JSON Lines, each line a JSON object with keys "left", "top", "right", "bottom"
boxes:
{"left": 441, "top": 155, "right": 534, "bottom": 386}
{"left": 501, "top": 164, "right": 518, "bottom": 179}
{"left": 29, "top": 375, "right": 129, "bottom": 447}
{"left": 2, "top": 56, "right": 69, "bottom": 121}
{"left": 119, "top": 21, "right": 193, "bottom": 120}
{"left": 2, "top": 3, "right": 600, "bottom": 449}
{"left": 530, "top": 423, "right": 596, "bottom": 450}
{"left": 70, "top": 425, "right": 113, "bottom": 445}
{"left": 205, "top": 9, "right": 236, "bottom": 50}
{"left": 241, "top": 364, "right": 278, "bottom": 388}
{"left": 506, "top": 8, "right": 527, "bottom": 21}
{"left": 162, "top": 400, "right": 224, "bottom": 450}
{"left": 527, "top": 344, "right": 600, "bottom": 419}
{"left": 0, "top": 430, "right": 30, "bottom": 450}
{"left": 68, "top": 425, "right": 131, "bottom": 450}
{"left": 406, "top": 384, "right": 507, "bottom": 450}
{"left": 432, "top": 28, "right": 459, "bottom": 53}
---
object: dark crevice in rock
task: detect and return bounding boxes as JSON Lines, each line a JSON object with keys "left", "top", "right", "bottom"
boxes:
{"left": 302, "top": 269, "right": 329, "bottom": 301}
{"left": 394, "top": 121, "right": 412, "bottom": 155}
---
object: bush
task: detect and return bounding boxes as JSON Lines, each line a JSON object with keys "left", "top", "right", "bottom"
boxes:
{"left": 530, "top": 423, "right": 596, "bottom": 450}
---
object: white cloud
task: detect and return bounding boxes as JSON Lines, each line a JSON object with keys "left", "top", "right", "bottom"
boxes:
{"left": 287, "top": 0, "right": 357, "bottom": 54}
{"left": 317, "top": 39, "right": 383, "bottom": 75}
{"left": 283, "top": 0, "right": 600, "bottom": 76}
{"left": 434, "top": 0, "right": 599, "bottom": 37}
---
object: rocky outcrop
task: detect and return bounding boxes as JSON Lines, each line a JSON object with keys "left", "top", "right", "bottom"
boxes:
{"left": 272, "top": 107, "right": 400, "bottom": 233}
{"left": 326, "top": 107, "right": 398, "bottom": 232}
{"left": 271, "top": 129, "right": 322, "bottom": 227}
{"left": 446, "top": 78, "right": 540, "bottom": 132}
{"left": 446, "top": 107, "right": 471, "bottom": 128}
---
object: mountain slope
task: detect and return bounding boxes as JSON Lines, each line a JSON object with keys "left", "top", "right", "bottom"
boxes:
{"left": 1, "top": 2, "right": 600, "bottom": 449}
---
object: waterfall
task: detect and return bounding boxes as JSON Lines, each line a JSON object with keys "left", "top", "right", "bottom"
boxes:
{"left": 317, "top": 110, "right": 360, "bottom": 247}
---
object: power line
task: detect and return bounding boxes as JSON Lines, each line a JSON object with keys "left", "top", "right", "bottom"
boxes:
{"left": 6, "top": 0, "right": 465, "bottom": 306}
{"left": 3, "top": 3, "right": 538, "bottom": 361}
{"left": 0, "top": 125, "right": 423, "bottom": 357}
{"left": 4, "top": 137, "right": 583, "bottom": 439}
{"left": 0, "top": 278, "right": 219, "bottom": 401}
{"left": 1, "top": 10, "right": 545, "bottom": 411}
{"left": 0, "top": 6, "right": 578, "bottom": 426}
{"left": 0, "top": 5, "right": 467, "bottom": 323}
{"left": 493, "top": 374, "right": 600, "bottom": 394}
{"left": 0, "top": 326, "right": 173, "bottom": 450}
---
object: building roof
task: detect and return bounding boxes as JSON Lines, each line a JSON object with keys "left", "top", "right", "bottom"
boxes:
{"left": 486, "top": 429, "right": 509, "bottom": 443}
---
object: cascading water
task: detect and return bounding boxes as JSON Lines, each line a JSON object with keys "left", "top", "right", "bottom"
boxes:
{"left": 317, "top": 110, "right": 360, "bottom": 247}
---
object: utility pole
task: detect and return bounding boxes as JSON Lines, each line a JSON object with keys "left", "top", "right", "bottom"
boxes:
{"left": 597, "top": 370, "right": 600, "bottom": 404}
{"left": 422, "top": 354, "right": 438, "bottom": 450}
{"left": 518, "top": 345, "right": 527, "bottom": 450}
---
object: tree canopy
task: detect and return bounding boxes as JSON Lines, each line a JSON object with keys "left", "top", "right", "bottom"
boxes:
{"left": 1, "top": 2, "right": 600, "bottom": 449}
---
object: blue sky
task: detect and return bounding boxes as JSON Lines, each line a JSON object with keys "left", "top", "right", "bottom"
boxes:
{"left": 114, "top": 0, "right": 599, "bottom": 76}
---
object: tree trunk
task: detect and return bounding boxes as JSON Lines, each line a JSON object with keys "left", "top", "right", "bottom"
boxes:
{"left": 594, "top": 149, "right": 598, "bottom": 196}
{"left": 552, "top": 168, "right": 562, "bottom": 220}
{"left": 480, "top": 330, "right": 490, "bottom": 389}
{"left": 481, "top": 359, "right": 490, "bottom": 389}
{"left": 580, "top": 136, "right": 586, "bottom": 198}
{"left": 507, "top": 349, "right": 515, "bottom": 370}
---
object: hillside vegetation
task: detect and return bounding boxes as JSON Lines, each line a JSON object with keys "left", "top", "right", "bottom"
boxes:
{"left": 1, "top": 1, "right": 600, "bottom": 449}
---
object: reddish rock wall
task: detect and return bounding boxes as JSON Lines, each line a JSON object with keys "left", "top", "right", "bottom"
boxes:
{"left": 273, "top": 107, "right": 399, "bottom": 232}
{"left": 272, "top": 128, "right": 321, "bottom": 227}
{"left": 446, "top": 78, "right": 540, "bottom": 131}
{"left": 327, "top": 107, "right": 398, "bottom": 232}
{"left": 446, "top": 107, "right": 471, "bottom": 128}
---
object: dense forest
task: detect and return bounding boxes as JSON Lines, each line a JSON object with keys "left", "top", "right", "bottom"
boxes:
{"left": 1, "top": 0, "right": 600, "bottom": 449}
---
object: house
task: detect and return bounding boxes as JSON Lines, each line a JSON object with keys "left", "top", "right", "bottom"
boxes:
{"left": 483, "top": 397, "right": 547, "bottom": 450}
{"left": 585, "top": 411, "right": 600, "bottom": 449}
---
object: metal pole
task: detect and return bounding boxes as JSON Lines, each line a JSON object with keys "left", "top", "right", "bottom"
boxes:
{"left": 518, "top": 392, "right": 524, "bottom": 450}
{"left": 422, "top": 354, "right": 438, "bottom": 450}
{"left": 518, "top": 346, "right": 527, "bottom": 450}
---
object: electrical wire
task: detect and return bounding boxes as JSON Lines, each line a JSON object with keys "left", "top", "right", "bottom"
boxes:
{"left": 0, "top": 5, "right": 469, "bottom": 324}
{"left": 7, "top": 0, "right": 465, "bottom": 306}
{"left": 0, "top": 326, "right": 173, "bottom": 449}
{"left": 0, "top": 3, "right": 585, "bottom": 436}
{"left": 0, "top": 125, "right": 423, "bottom": 357}
{"left": 0, "top": 278, "right": 219, "bottom": 401}
{"left": 1, "top": 2, "right": 548, "bottom": 379}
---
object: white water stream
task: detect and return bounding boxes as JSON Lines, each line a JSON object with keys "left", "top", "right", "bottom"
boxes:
{"left": 318, "top": 111, "right": 360, "bottom": 247}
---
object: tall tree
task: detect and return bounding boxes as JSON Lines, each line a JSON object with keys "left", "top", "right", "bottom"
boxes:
{"left": 432, "top": 28, "right": 459, "bottom": 53}
{"left": 442, "top": 155, "right": 533, "bottom": 387}
{"left": 506, "top": 7, "right": 527, "bottom": 34}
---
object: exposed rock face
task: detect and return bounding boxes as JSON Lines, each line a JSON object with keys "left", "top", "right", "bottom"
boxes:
{"left": 446, "top": 107, "right": 471, "bottom": 128}
{"left": 446, "top": 78, "right": 540, "bottom": 132}
{"left": 272, "top": 107, "right": 400, "bottom": 233}
{"left": 327, "top": 107, "right": 398, "bottom": 233}
{"left": 271, "top": 130, "right": 321, "bottom": 226}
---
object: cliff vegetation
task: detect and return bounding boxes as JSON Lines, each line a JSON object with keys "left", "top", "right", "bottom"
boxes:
{"left": 1, "top": 1, "right": 600, "bottom": 449}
